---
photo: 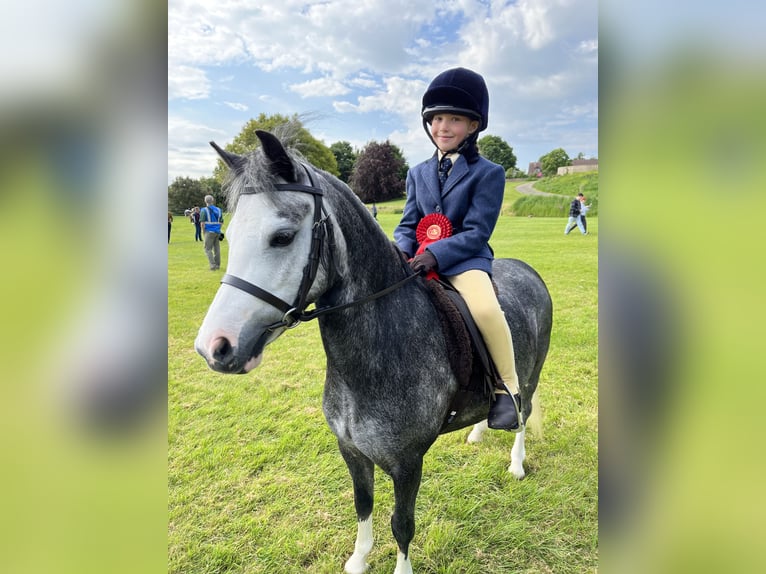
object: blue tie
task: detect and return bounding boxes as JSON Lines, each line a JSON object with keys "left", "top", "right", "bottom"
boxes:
{"left": 438, "top": 155, "right": 452, "bottom": 190}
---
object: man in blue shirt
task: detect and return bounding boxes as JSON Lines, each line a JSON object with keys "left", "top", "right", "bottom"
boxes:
{"left": 201, "top": 194, "right": 223, "bottom": 270}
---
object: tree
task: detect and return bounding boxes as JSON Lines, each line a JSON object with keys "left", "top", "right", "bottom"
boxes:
{"left": 349, "top": 140, "right": 407, "bottom": 203}
{"left": 330, "top": 141, "right": 357, "bottom": 183}
{"left": 389, "top": 142, "right": 410, "bottom": 182}
{"left": 539, "top": 148, "right": 571, "bottom": 176}
{"left": 199, "top": 176, "right": 223, "bottom": 207}
{"left": 212, "top": 113, "right": 339, "bottom": 181}
{"left": 478, "top": 135, "right": 517, "bottom": 172}
{"left": 168, "top": 176, "right": 205, "bottom": 214}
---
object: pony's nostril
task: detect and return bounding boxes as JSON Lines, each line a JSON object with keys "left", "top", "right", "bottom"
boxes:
{"left": 211, "top": 337, "right": 233, "bottom": 362}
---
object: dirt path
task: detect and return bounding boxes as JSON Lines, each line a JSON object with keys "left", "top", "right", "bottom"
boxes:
{"left": 515, "top": 181, "right": 559, "bottom": 197}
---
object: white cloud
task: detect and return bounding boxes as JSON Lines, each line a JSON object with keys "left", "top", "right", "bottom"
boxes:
{"left": 168, "top": 0, "right": 249, "bottom": 66}
{"left": 168, "top": 116, "right": 229, "bottom": 181}
{"left": 168, "top": 65, "right": 211, "bottom": 100}
{"left": 333, "top": 76, "right": 425, "bottom": 118}
{"left": 289, "top": 77, "right": 350, "bottom": 98}
{"left": 577, "top": 38, "right": 598, "bottom": 53}
{"left": 562, "top": 100, "right": 598, "bottom": 119}
{"left": 224, "top": 101, "right": 249, "bottom": 111}
{"left": 171, "top": 0, "right": 436, "bottom": 76}
{"left": 349, "top": 74, "right": 380, "bottom": 89}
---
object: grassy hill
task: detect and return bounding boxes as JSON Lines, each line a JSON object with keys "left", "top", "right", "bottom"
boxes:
{"left": 512, "top": 172, "right": 598, "bottom": 218}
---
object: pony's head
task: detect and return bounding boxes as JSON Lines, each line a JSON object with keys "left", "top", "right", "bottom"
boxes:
{"left": 195, "top": 130, "right": 341, "bottom": 374}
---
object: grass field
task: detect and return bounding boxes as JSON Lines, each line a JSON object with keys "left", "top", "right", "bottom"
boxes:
{"left": 168, "top": 184, "right": 598, "bottom": 573}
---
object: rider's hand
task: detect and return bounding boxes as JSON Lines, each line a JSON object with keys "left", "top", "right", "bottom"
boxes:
{"left": 410, "top": 251, "right": 438, "bottom": 275}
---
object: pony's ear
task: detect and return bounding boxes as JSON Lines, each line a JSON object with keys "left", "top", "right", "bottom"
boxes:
{"left": 256, "top": 130, "right": 297, "bottom": 182}
{"left": 209, "top": 141, "right": 247, "bottom": 174}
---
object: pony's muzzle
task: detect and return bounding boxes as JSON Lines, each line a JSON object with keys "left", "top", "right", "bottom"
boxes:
{"left": 210, "top": 336, "right": 234, "bottom": 364}
{"left": 196, "top": 335, "right": 240, "bottom": 373}
{"left": 196, "top": 333, "right": 265, "bottom": 374}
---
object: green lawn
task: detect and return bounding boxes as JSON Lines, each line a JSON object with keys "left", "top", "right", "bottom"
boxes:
{"left": 169, "top": 194, "right": 598, "bottom": 573}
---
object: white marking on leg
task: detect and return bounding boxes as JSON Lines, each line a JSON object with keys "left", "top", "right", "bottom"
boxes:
{"left": 508, "top": 428, "right": 526, "bottom": 479}
{"left": 393, "top": 550, "right": 413, "bottom": 574}
{"left": 344, "top": 516, "right": 373, "bottom": 574}
{"left": 466, "top": 419, "right": 488, "bottom": 444}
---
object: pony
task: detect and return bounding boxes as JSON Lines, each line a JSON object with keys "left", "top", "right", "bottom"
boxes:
{"left": 195, "top": 130, "right": 552, "bottom": 574}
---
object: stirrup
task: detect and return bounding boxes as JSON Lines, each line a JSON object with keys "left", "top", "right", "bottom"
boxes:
{"left": 488, "top": 386, "right": 523, "bottom": 432}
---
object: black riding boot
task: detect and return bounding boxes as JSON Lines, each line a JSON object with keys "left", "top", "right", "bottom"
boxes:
{"left": 488, "top": 384, "right": 522, "bottom": 432}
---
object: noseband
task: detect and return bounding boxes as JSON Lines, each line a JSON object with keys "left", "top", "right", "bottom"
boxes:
{"left": 221, "top": 164, "right": 419, "bottom": 331}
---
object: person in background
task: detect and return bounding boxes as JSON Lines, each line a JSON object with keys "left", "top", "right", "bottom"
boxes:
{"left": 372, "top": 202, "right": 378, "bottom": 220}
{"left": 192, "top": 206, "right": 202, "bottom": 241}
{"left": 564, "top": 193, "right": 586, "bottom": 235}
{"left": 200, "top": 195, "right": 223, "bottom": 270}
{"left": 578, "top": 195, "right": 590, "bottom": 235}
{"left": 168, "top": 211, "right": 173, "bottom": 243}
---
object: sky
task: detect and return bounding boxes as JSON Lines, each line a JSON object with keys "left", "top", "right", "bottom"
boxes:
{"left": 168, "top": 0, "right": 598, "bottom": 183}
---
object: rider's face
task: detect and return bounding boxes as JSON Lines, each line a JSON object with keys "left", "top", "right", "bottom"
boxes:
{"left": 429, "top": 114, "right": 478, "bottom": 153}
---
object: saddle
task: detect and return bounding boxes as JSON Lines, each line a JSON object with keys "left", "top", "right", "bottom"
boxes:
{"left": 423, "top": 278, "right": 500, "bottom": 431}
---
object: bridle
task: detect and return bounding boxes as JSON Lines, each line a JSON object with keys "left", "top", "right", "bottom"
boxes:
{"left": 220, "top": 163, "right": 418, "bottom": 332}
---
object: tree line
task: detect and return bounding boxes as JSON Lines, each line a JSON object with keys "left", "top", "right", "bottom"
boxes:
{"left": 168, "top": 113, "right": 582, "bottom": 213}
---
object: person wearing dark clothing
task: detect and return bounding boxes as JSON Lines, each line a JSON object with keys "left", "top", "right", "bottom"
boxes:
{"left": 565, "top": 193, "right": 586, "bottom": 235}
{"left": 192, "top": 207, "right": 202, "bottom": 241}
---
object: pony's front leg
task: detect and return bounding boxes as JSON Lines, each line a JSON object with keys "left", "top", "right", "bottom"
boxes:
{"left": 346, "top": 516, "right": 374, "bottom": 574}
{"left": 390, "top": 458, "right": 423, "bottom": 574}
{"left": 339, "top": 441, "right": 375, "bottom": 574}
{"left": 509, "top": 428, "right": 526, "bottom": 479}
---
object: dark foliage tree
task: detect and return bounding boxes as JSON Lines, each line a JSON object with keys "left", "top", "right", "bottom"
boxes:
{"left": 330, "top": 141, "right": 357, "bottom": 183}
{"left": 478, "top": 135, "right": 517, "bottom": 172}
{"left": 168, "top": 176, "right": 205, "bottom": 214}
{"left": 389, "top": 142, "right": 410, "bottom": 182}
{"left": 349, "top": 140, "right": 407, "bottom": 203}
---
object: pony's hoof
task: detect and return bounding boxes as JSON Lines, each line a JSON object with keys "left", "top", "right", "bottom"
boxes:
{"left": 392, "top": 550, "right": 413, "bottom": 574}
{"left": 466, "top": 420, "right": 488, "bottom": 444}
{"left": 508, "top": 462, "right": 525, "bottom": 480}
{"left": 466, "top": 430, "right": 483, "bottom": 444}
{"left": 344, "top": 554, "right": 369, "bottom": 574}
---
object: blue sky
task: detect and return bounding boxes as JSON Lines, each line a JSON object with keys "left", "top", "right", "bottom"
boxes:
{"left": 168, "top": 0, "right": 598, "bottom": 183}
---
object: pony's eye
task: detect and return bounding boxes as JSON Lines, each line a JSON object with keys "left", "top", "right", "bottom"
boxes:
{"left": 270, "top": 230, "right": 296, "bottom": 247}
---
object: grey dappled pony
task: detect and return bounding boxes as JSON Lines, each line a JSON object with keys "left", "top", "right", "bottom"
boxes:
{"left": 195, "top": 130, "right": 552, "bottom": 574}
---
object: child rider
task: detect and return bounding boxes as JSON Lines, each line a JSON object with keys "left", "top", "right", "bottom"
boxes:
{"left": 394, "top": 67, "right": 522, "bottom": 432}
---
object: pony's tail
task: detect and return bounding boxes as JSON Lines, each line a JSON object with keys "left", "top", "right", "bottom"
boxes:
{"left": 525, "top": 388, "right": 543, "bottom": 439}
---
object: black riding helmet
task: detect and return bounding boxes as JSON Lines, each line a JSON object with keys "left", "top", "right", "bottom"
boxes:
{"left": 421, "top": 67, "right": 489, "bottom": 159}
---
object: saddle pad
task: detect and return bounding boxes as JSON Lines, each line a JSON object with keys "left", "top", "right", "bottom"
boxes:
{"left": 424, "top": 279, "right": 473, "bottom": 387}
{"left": 424, "top": 279, "right": 496, "bottom": 397}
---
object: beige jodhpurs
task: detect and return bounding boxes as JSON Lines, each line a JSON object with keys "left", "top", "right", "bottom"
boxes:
{"left": 444, "top": 269, "right": 519, "bottom": 390}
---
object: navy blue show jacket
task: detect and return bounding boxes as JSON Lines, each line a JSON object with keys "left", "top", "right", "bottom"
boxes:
{"left": 394, "top": 152, "right": 506, "bottom": 277}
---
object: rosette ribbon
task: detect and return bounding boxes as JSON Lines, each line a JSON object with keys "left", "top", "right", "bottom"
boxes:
{"left": 413, "top": 213, "right": 452, "bottom": 280}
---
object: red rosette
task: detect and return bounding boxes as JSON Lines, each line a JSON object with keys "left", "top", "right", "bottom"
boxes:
{"left": 415, "top": 213, "right": 452, "bottom": 255}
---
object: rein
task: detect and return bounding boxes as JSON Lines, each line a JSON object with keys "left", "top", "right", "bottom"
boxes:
{"left": 221, "top": 164, "right": 419, "bottom": 331}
